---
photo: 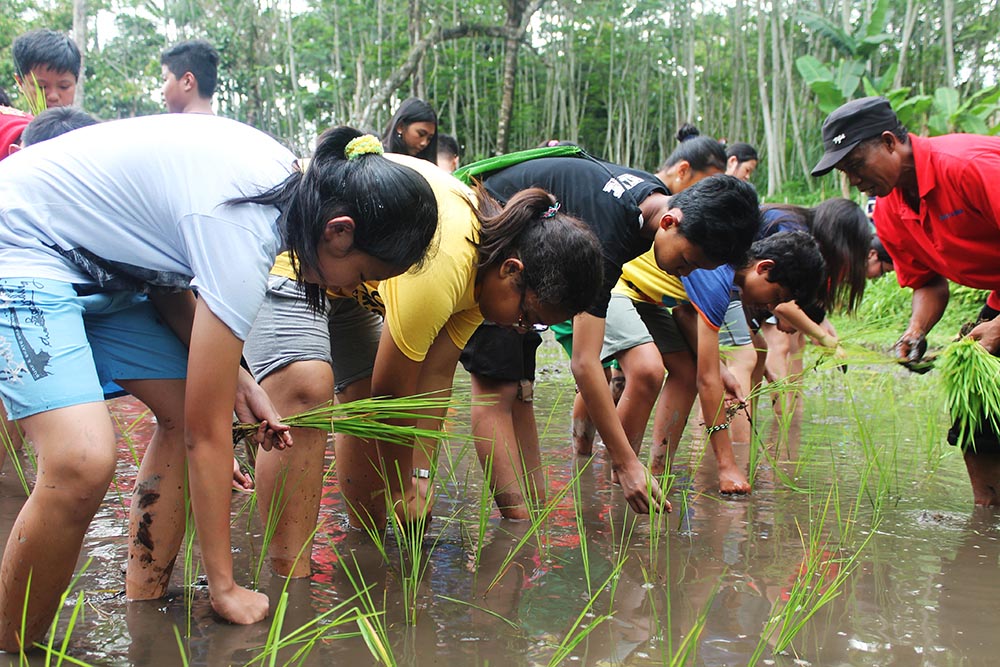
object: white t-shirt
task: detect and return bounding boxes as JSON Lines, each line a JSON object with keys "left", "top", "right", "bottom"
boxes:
{"left": 0, "top": 114, "right": 295, "bottom": 340}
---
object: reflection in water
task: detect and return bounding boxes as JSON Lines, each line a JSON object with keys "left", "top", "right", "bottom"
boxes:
{"left": 0, "top": 352, "right": 997, "bottom": 665}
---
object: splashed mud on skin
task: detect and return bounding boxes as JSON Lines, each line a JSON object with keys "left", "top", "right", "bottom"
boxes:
{"left": 137, "top": 491, "right": 160, "bottom": 509}
{"left": 135, "top": 512, "right": 154, "bottom": 553}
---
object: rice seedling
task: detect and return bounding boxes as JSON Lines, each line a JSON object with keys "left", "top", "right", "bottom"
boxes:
{"left": 938, "top": 337, "right": 1000, "bottom": 448}
{"left": 245, "top": 589, "right": 381, "bottom": 667}
{"left": 259, "top": 590, "right": 289, "bottom": 667}
{"left": 606, "top": 500, "right": 639, "bottom": 607}
{"left": 571, "top": 461, "right": 594, "bottom": 598}
{"left": 16, "top": 73, "right": 47, "bottom": 116}
{"left": 469, "top": 448, "right": 496, "bottom": 570}
{"left": 232, "top": 394, "right": 472, "bottom": 448}
{"left": 36, "top": 559, "right": 93, "bottom": 666}
{"left": 1, "top": 419, "right": 30, "bottom": 496}
{"left": 172, "top": 625, "right": 190, "bottom": 667}
{"left": 384, "top": 460, "right": 458, "bottom": 626}
{"left": 434, "top": 594, "right": 519, "bottom": 630}
{"left": 747, "top": 484, "right": 878, "bottom": 664}
{"left": 841, "top": 379, "right": 899, "bottom": 513}
{"left": 328, "top": 541, "right": 395, "bottom": 666}
{"left": 484, "top": 456, "right": 592, "bottom": 595}
{"left": 544, "top": 560, "right": 625, "bottom": 666}
{"left": 180, "top": 473, "right": 200, "bottom": 638}
{"left": 667, "top": 586, "right": 718, "bottom": 667}
{"left": 252, "top": 469, "right": 291, "bottom": 589}
{"left": 19, "top": 568, "right": 31, "bottom": 665}
{"left": 111, "top": 407, "right": 151, "bottom": 470}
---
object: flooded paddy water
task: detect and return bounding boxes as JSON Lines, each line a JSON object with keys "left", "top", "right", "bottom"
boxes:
{"left": 1, "top": 338, "right": 998, "bottom": 666}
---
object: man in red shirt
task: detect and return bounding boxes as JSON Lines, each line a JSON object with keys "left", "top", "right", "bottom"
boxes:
{"left": 812, "top": 96, "right": 1000, "bottom": 504}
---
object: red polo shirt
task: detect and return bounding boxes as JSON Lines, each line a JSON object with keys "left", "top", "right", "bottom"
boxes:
{"left": 0, "top": 106, "right": 31, "bottom": 160}
{"left": 874, "top": 133, "right": 1000, "bottom": 309}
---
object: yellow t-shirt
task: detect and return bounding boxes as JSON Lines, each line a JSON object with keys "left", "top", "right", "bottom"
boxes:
{"left": 271, "top": 253, "right": 382, "bottom": 313}
{"left": 270, "top": 154, "right": 483, "bottom": 362}
{"left": 614, "top": 248, "right": 688, "bottom": 307}
{"left": 380, "top": 154, "right": 483, "bottom": 362}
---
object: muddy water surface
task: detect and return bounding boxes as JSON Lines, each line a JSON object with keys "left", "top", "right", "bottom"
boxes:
{"left": 0, "top": 342, "right": 997, "bottom": 666}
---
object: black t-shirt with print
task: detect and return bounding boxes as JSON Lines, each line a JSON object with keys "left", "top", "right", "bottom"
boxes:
{"left": 482, "top": 155, "right": 666, "bottom": 317}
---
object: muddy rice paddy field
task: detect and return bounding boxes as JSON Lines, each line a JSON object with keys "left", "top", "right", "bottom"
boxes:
{"left": 0, "top": 338, "right": 997, "bottom": 666}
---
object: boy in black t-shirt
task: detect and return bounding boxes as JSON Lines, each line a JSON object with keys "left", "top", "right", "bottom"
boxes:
{"left": 461, "top": 157, "right": 759, "bottom": 518}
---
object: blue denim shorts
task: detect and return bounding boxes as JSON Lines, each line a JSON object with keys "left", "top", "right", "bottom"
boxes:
{"left": 0, "top": 278, "right": 188, "bottom": 420}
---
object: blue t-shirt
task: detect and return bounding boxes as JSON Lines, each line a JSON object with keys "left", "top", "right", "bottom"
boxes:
{"left": 680, "top": 264, "right": 737, "bottom": 330}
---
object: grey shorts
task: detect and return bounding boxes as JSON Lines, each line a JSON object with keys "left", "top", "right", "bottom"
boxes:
{"left": 718, "top": 299, "right": 753, "bottom": 347}
{"left": 243, "top": 276, "right": 382, "bottom": 393}
{"left": 602, "top": 294, "right": 689, "bottom": 361}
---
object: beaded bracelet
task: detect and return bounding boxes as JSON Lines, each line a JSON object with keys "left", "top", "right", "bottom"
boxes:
{"left": 705, "top": 422, "right": 731, "bottom": 435}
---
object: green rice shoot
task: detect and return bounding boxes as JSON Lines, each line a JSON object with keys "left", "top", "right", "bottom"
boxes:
{"left": 232, "top": 394, "right": 469, "bottom": 447}
{"left": 938, "top": 337, "right": 1000, "bottom": 448}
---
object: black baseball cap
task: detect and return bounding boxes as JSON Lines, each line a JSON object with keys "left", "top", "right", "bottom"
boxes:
{"left": 811, "top": 96, "right": 899, "bottom": 177}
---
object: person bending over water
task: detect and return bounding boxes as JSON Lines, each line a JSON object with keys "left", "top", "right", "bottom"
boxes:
{"left": 0, "top": 119, "right": 439, "bottom": 648}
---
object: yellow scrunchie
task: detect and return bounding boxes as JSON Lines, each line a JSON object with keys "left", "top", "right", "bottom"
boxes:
{"left": 345, "top": 135, "right": 384, "bottom": 160}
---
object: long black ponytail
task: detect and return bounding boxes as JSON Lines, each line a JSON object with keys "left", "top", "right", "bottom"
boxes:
{"left": 230, "top": 126, "right": 438, "bottom": 309}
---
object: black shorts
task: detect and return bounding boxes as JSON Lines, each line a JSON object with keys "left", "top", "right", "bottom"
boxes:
{"left": 459, "top": 323, "right": 543, "bottom": 382}
{"left": 947, "top": 303, "right": 1000, "bottom": 453}
{"left": 947, "top": 420, "right": 1000, "bottom": 454}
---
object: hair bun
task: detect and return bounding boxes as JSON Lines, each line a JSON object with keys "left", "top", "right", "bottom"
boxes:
{"left": 345, "top": 134, "right": 384, "bottom": 160}
{"left": 676, "top": 123, "right": 700, "bottom": 143}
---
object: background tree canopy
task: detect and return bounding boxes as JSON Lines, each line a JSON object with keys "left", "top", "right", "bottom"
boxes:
{"left": 2, "top": 0, "right": 998, "bottom": 197}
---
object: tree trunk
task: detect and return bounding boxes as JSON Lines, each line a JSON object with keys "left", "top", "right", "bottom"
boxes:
{"left": 72, "top": 0, "right": 87, "bottom": 106}
{"left": 942, "top": 0, "right": 956, "bottom": 87}
{"left": 893, "top": 0, "right": 917, "bottom": 89}
{"left": 756, "top": 0, "right": 780, "bottom": 196}
{"left": 354, "top": 23, "right": 510, "bottom": 129}
{"left": 495, "top": 0, "right": 544, "bottom": 155}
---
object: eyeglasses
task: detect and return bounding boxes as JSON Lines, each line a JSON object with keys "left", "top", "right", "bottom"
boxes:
{"left": 512, "top": 288, "right": 548, "bottom": 334}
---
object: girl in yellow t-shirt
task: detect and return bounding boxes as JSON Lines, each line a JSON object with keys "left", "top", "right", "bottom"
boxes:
{"left": 244, "top": 155, "right": 604, "bottom": 574}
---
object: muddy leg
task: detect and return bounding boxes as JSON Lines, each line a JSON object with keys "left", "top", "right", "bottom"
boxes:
{"left": 964, "top": 449, "right": 1000, "bottom": 506}
{"left": 255, "top": 360, "right": 334, "bottom": 577}
{"left": 471, "top": 375, "right": 541, "bottom": 520}
{"left": 123, "top": 379, "right": 188, "bottom": 600}
{"left": 721, "top": 343, "right": 756, "bottom": 444}
{"left": 649, "top": 349, "right": 697, "bottom": 475}
{"left": 0, "top": 403, "right": 115, "bottom": 652}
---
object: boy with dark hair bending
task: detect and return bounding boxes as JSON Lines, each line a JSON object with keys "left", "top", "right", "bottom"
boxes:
{"left": 160, "top": 39, "right": 219, "bottom": 114}
{"left": 461, "top": 163, "right": 760, "bottom": 518}
{"left": 610, "top": 231, "right": 824, "bottom": 491}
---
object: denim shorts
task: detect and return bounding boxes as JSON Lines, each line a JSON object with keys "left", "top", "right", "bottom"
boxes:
{"left": 242, "top": 276, "right": 382, "bottom": 393}
{"left": 0, "top": 278, "right": 188, "bottom": 420}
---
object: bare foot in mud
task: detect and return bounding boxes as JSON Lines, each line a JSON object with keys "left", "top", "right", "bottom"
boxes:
{"left": 391, "top": 474, "right": 435, "bottom": 526}
{"left": 232, "top": 458, "right": 254, "bottom": 492}
{"left": 210, "top": 585, "right": 269, "bottom": 625}
{"left": 718, "top": 467, "right": 751, "bottom": 495}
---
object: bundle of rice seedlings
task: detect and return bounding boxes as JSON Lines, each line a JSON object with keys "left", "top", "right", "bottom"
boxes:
{"left": 938, "top": 338, "right": 1000, "bottom": 448}
{"left": 232, "top": 394, "right": 465, "bottom": 447}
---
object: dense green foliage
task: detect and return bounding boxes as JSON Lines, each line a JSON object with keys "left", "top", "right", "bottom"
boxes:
{"left": 2, "top": 0, "right": 998, "bottom": 184}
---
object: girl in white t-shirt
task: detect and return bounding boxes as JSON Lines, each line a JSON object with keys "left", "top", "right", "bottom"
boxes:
{"left": 0, "top": 117, "right": 439, "bottom": 648}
